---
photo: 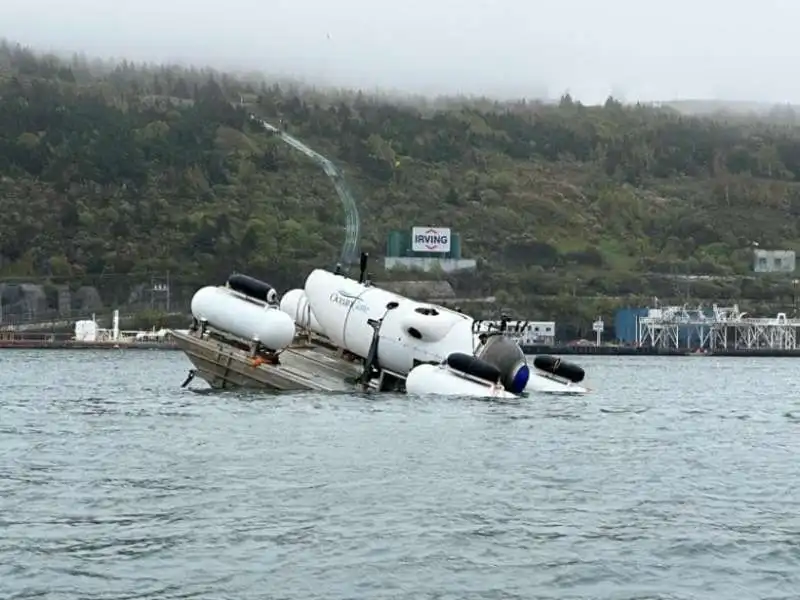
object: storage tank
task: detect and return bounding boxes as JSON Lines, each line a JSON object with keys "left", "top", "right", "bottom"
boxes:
{"left": 613, "top": 308, "right": 648, "bottom": 343}
{"left": 74, "top": 320, "right": 98, "bottom": 342}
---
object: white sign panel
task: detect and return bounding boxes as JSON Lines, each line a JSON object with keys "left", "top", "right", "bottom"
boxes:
{"left": 411, "top": 227, "right": 451, "bottom": 253}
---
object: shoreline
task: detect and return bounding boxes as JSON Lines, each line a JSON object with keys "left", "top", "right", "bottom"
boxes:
{"left": 0, "top": 339, "right": 796, "bottom": 357}
{"left": 0, "top": 340, "right": 180, "bottom": 350}
{"left": 521, "top": 345, "right": 800, "bottom": 357}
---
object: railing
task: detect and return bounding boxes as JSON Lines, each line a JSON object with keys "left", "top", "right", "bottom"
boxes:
{"left": 0, "top": 331, "right": 69, "bottom": 343}
{"left": 639, "top": 316, "right": 800, "bottom": 327}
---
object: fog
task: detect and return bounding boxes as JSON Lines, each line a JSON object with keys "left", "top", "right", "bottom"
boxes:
{"left": 4, "top": 0, "right": 799, "bottom": 105}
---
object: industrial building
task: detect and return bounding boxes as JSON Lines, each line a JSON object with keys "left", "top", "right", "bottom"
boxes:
{"left": 474, "top": 320, "right": 556, "bottom": 347}
{"left": 614, "top": 302, "right": 800, "bottom": 351}
{"left": 753, "top": 249, "right": 796, "bottom": 273}
{"left": 383, "top": 227, "right": 477, "bottom": 273}
{"left": 614, "top": 308, "right": 649, "bottom": 344}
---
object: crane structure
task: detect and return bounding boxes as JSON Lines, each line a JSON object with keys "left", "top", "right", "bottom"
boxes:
{"left": 248, "top": 114, "right": 361, "bottom": 267}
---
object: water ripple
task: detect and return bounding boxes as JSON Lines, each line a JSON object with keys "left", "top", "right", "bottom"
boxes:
{"left": 0, "top": 352, "right": 799, "bottom": 599}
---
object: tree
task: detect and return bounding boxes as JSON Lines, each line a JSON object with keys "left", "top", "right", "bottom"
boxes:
{"left": 2, "top": 39, "right": 800, "bottom": 324}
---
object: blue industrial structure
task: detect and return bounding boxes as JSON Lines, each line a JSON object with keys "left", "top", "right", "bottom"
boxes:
{"left": 614, "top": 308, "right": 649, "bottom": 343}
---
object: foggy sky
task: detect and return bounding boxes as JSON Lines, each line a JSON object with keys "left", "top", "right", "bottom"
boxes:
{"left": 4, "top": 0, "right": 799, "bottom": 104}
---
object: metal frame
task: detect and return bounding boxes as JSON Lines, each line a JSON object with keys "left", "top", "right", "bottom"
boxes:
{"left": 637, "top": 302, "right": 800, "bottom": 350}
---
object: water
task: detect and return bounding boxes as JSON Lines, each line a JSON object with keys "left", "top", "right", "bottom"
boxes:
{"left": 1, "top": 351, "right": 799, "bottom": 599}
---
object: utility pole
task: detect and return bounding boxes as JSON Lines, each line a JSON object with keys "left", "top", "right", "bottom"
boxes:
{"left": 593, "top": 317, "right": 604, "bottom": 346}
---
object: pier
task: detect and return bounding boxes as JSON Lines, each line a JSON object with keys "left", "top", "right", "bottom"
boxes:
{"left": 0, "top": 310, "right": 182, "bottom": 350}
{"left": 636, "top": 304, "right": 800, "bottom": 351}
{"left": 0, "top": 331, "right": 180, "bottom": 350}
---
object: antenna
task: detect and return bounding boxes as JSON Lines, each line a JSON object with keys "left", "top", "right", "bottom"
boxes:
{"left": 358, "top": 252, "right": 369, "bottom": 284}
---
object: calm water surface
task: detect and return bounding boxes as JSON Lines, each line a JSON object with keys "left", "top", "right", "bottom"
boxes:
{"left": 1, "top": 351, "right": 799, "bottom": 599}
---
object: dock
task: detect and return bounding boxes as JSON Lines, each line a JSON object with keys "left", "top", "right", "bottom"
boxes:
{"left": 520, "top": 344, "right": 800, "bottom": 357}
{"left": 636, "top": 304, "right": 800, "bottom": 355}
{"left": 0, "top": 308, "right": 185, "bottom": 350}
{"left": 171, "top": 328, "right": 364, "bottom": 391}
{"left": 520, "top": 344, "right": 690, "bottom": 356}
{"left": 522, "top": 301, "right": 800, "bottom": 358}
{"left": 0, "top": 331, "right": 180, "bottom": 350}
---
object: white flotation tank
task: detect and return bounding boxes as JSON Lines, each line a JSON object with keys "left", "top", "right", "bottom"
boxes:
{"left": 191, "top": 286, "right": 296, "bottom": 351}
{"left": 279, "top": 288, "right": 325, "bottom": 336}
{"left": 526, "top": 372, "right": 589, "bottom": 394}
{"left": 405, "top": 361, "right": 518, "bottom": 399}
{"left": 527, "top": 354, "right": 589, "bottom": 394}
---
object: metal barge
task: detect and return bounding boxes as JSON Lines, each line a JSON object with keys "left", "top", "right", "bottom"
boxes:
{"left": 172, "top": 264, "right": 589, "bottom": 397}
{"left": 172, "top": 327, "right": 374, "bottom": 392}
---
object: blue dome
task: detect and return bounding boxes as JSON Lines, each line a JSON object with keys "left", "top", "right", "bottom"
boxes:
{"left": 508, "top": 363, "right": 530, "bottom": 395}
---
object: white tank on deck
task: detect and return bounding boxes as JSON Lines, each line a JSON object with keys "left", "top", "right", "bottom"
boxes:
{"left": 279, "top": 288, "right": 325, "bottom": 335}
{"left": 191, "top": 286, "right": 296, "bottom": 351}
{"left": 74, "top": 319, "right": 98, "bottom": 341}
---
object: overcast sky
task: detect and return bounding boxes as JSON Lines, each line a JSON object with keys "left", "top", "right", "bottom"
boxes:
{"left": 3, "top": 0, "right": 798, "bottom": 104}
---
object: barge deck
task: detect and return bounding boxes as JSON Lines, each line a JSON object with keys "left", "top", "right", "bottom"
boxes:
{"left": 171, "top": 328, "right": 364, "bottom": 391}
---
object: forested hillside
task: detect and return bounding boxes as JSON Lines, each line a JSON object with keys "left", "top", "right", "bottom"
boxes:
{"left": 2, "top": 40, "right": 800, "bottom": 322}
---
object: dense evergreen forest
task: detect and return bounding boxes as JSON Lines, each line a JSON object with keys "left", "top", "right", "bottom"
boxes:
{"left": 2, "top": 40, "right": 800, "bottom": 323}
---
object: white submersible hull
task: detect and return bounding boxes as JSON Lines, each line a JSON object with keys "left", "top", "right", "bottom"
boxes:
{"left": 179, "top": 263, "right": 590, "bottom": 398}
{"left": 296, "top": 268, "right": 586, "bottom": 398}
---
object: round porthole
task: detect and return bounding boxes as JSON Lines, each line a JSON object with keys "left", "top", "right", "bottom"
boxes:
{"left": 407, "top": 327, "right": 422, "bottom": 339}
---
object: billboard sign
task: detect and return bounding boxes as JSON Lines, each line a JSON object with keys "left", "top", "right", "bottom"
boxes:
{"left": 411, "top": 227, "right": 451, "bottom": 253}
